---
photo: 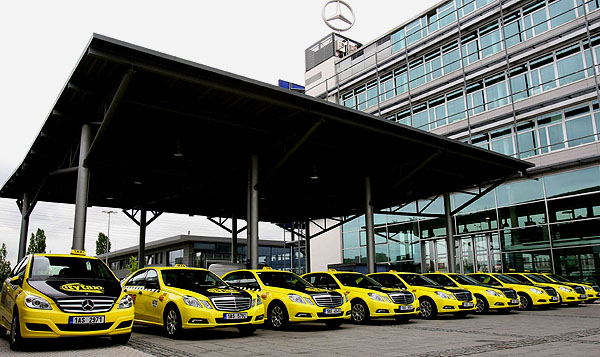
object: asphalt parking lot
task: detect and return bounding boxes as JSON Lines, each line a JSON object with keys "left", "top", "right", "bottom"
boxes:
{"left": 1, "top": 302, "right": 599, "bottom": 356}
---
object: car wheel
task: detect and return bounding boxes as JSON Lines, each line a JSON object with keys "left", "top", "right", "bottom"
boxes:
{"left": 111, "top": 332, "right": 131, "bottom": 344}
{"left": 475, "top": 295, "right": 489, "bottom": 313}
{"left": 9, "top": 311, "right": 23, "bottom": 351}
{"left": 584, "top": 299, "right": 597, "bottom": 304}
{"left": 419, "top": 298, "right": 437, "bottom": 319}
{"left": 350, "top": 300, "right": 370, "bottom": 324}
{"left": 237, "top": 325, "right": 256, "bottom": 336}
{"left": 164, "top": 306, "right": 183, "bottom": 338}
{"left": 267, "top": 302, "right": 289, "bottom": 330}
{"left": 394, "top": 315, "right": 411, "bottom": 323}
{"left": 325, "top": 319, "right": 343, "bottom": 329}
{"left": 518, "top": 293, "right": 532, "bottom": 310}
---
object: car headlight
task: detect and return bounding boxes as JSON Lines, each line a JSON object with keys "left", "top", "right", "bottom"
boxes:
{"left": 182, "top": 295, "right": 212, "bottom": 308}
{"left": 583, "top": 286, "right": 592, "bottom": 291}
{"left": 288, "top": 294, "right": 306, "bottom": 304}
{"left": 304, "top": 297, "right": 314, "bottom": 305}
{"left": 24, "top": 295, "right": 52, "bottom": 310}
{"left": 435, "top": 291, "right": 456, "bottom": 300}
{"left": 200, "top": 300, "right": 213, "bottom": 309}
{"left": 344, "top": 294, "right": 349, "bottom": 303}
{"left": 368, "top": 293, "right": 385, "bottom": 302}
{"left": 559, "top": 287, "right": 573, "bottom": 293}
{"left": 117, "top": 295, "right": 133, "bottom": 309}
{"left": 256, "top": 295, "right": 262, "bottom": 306}
{"left": 529, "top": 288, "right": 544, "bottom": 295}
{"left": 486, "top": 289, "right": 503, "bottom": 297}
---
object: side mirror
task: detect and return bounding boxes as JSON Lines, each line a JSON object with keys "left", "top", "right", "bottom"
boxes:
{"left": 10, "top": 276, "right": 23, "bottom": 286}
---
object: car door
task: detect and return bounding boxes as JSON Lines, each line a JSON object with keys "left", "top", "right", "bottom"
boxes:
{"left": 1, "top": 257, "right": 29, "bottom": 325}
{"left": 123, "top": 270, "right": 148, "bottom": 320}
{"left": 138, "top": 269, "right": 163, "bottom": 323}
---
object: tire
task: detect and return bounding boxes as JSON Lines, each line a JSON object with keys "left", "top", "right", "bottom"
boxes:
{"left": 419, "top": 298, "right": 437, "bottom": 319}
{"left": 350, "top": 300, "right": 370, "bottom": 324}
{"left": 584, "top": 299, "right": 597, "bottom": 304}
{"left": 111, "top": 332, "right": 131, "bottom": 345}
{"left": 475, "top": 295, "right": 489, "bottom": 314}
{"left": 325, "top": 319, "right": 343, "bottom": 329}
{"left": 163, "top": 305, "right": 183, "bottom": 338}
{"left": 518, "top": 293, "right": 532, "bottom": 310}
{"left": 267, "top": 302, "right": 289, "bottom": 330}
{"left": 394, "top": 315, "right": 411, "bottom": 323}
{"left": 454, "top": 312, "right": 469, "bottom": 318}
{"left": 237, "top": 325, "right": 256, "bottom": 336}
{"left": 9, "top": 311, "right": 23, "bottom": 351}
{"left": 0, "top": 323, "right": 6, "bottom": 337}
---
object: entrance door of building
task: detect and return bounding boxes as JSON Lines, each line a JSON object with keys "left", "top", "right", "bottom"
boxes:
{"left": 423, "top": 239, "right": 448, "bottom": 272}
{"left": 455, "top": 233, "right": 501, "bottom": 273}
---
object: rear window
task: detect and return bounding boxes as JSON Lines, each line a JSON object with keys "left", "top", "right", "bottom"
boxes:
{"left": 256, "top": 271, "right": 311, "bottom": 289}
{"left": 30, "top": 256, "right": 114, "bottom": 280}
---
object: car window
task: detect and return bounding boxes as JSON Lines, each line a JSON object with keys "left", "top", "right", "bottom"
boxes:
{"left": 161, "top": 269, "right": 226, "bottom": 289}
{"left": 398, "top": 273, "right": 438, "bottom": 286}
{"left": 526, "top": 274, "right": 553, "bottom": 283}
{"left": 126, "top": 270, "right": 148, "bottom": 287}
{"left": 29, "top": 256, "right": 113, "bottom": 280}
{"left": 370, "top": 274, "right": 406, "bottom": 288}
{"left": 306, "top": 274, "right": 339, "bottom": 289}
{"left": 256, "top": 271, "right": 311, "bottom": 289}
{"left": 508, "top": 274, "right": 530, "bottom": 283}
{"left": 469, "top": 274, "right": 500, "bottom": 286}
{"left": 452, "top": 274, "right": 483, "bottom": 285}
{"left": 145, "top": 269, "right": 159, "bottom": 287}
{"left": 334, "top": 273, "right": 381, "bottom": 288}
{"left": 496, "top": 274, "right": 527, "bottom": 284}
{"left": 223, "top": 271, "right": 260, "bottom": 289}
{"left": 11, "top": 257, "right": 28, "bottom": 279}
{"left": 427, "top": 274, "right": 457, "bottom": 287}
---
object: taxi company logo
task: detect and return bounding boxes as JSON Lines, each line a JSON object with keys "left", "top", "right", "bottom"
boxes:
{"left": 381, "top": 287, "right": 400, "bottom": 292}
{"left": 60, "top": 283, "right": 105, "bottom": 294}
{"left": 322, "top": 0, "right": 355, "bottom": 32}
{"left": 82, "top": 299, "right": 94, "bottom": 311}
{"left": 305, "top": 287, "right": 327, "bottom": 292}
{"left": 206, "top": 288, "right": 241, "bottom": 294}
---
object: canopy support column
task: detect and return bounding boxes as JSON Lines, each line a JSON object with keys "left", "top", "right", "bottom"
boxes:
{"left": 444, "top": 192, "right": 456, "bottom": 273}
{"left": 72, "top": 124, "right": 91, "bottom": 251}
{"left": 232, "top": 214, "right": 238, "bottom": 263}
{"left": 249, "top": 155, "right": 259, "bottom": 269}
{"left": 305, "top": 220, "right": 311, "bottom": 273}
{"left": 138, "top": 209, "right": 147, "bottom": 269}
{"left": 17, "top": 193, "right": 30, "bottom": 260}
{"left": 365, "top": 176, "right": 376, "bottom": 274}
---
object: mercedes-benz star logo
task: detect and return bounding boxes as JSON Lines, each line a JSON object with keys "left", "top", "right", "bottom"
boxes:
{"left": 322, "top": 0, "right": 355, "bottom": 32}
{"left": 82, "top": 299, "right": 94, "bottom": 311}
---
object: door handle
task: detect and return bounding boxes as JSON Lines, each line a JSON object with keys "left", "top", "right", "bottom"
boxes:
{"left": 138, "top": 291, "right": 143, "bottom": 295}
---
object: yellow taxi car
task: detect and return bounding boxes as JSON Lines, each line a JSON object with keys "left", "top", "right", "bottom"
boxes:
{"left": 122, "top": 265, "right": 264, "bottom": 337}
{"left": 468, "top": 273, "right": 558, "bottom": 310}
{"left": 222, "top": 268, "right": 350, "bottom": 329}
{"left": 368, "top": 271, "right": 476, "bottom": 319}
{"left": 505, "top": 273, "right": 587, "bottom": 306}
{"left": 424, "top": 272, "right": 519, "bottom": 314}
{"left": 0, "top": 251, "right": 134, "bottom": 351}
{"left": 542, "top": 273, "right": 599, "bottom": 304}
{"left": 303, "top": 270, "right": 419, "bottom": 324}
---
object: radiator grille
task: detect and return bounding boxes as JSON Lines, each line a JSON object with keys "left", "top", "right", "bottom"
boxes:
{"left": 210, "top": 296, "right": 252, "bottom": 312}
{"left": 592, "top": 285, "right": 599, "bottom": 292}
{"left": 453, "top": 291, "right": 473, "bottom": 302}
{"left": 542, "top": 287, "right": 557, "bottom": 296}
{"left": 573, "top": 286, "right": 585, "bottom": 295}
{"left": 497, "top": 288, "right": 517, "bottom": 299}
{"left": 56, "top": 297, "right": 115, "bottom": 313}
{"left": 388, "top": 292, "right": 414, "bottom": 305}
{"left": 312, "top": 293, "right": 344, "bottom": 307}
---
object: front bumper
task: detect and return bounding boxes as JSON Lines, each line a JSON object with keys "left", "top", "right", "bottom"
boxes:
{"left": 180, "top": 305, "right": 265, "bottom": 329}
{"left": 557, "top": 290, "right": 587, "bottom": 303}
{"left": 286, "top": 301, "right": 351, "bottom": 322}
{"left": 366, "top": 299, "right": 420, "bottom": 318}
{"left": 487, "top": 295, "right": 520, "bottom": 310}
{"left": 435, "top": 299, "right": 476, "bottom": 314}
{"left": 19, "top": 305, "right": 134, "bottom": 339}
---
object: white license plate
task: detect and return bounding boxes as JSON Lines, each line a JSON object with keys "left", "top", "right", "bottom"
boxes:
{"left": 579, "top": 294, "right": 587, "bottom": 299}
{"left": 462, "top": 302, "right": 474, "bottom": 307}
{"left": 551, "top": 297, "right": 559, "bottom": 301}
{"left": 324, "top": 308, "right": 342, "bottom": 315}
{"left": 510, "top": 299, "right": 519, "bottom": 304}
{"left": 69, "top": 315, "right": 105, "bottom": 324}
{"left": 224, "top": 313, "right": 248, "bottom": 320}
{"left": 399, "top": 305, "right": 413, "bottom": 311}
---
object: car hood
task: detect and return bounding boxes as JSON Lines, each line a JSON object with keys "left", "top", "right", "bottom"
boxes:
{"left": 346, "top": 285, "right": 404, "bottom": 294}
{"left": 171, "top": 285, "right": 253, "bottom": 299}
{"left": 270, "top": 285, "right": 341, "bottom": 297}
{"left": 28, "top": 278, "right": 122, "bottom": 300}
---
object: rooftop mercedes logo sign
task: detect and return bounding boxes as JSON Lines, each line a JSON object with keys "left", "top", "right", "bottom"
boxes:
{"left": 322, "top": 0, "right": 355, "bottom": 32}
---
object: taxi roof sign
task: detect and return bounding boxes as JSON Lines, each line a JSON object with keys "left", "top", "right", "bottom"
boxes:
{"left": 328, "top": 269, "right": 337, "bottom": 272}
{"left": 71, "top": 249, "right": 86, "bottom": 256}
{"left": 175, "top": 264, "right": 187, "bottom": 267}
{"left": 262, "top": 266, "right": 273, "bottom": 270}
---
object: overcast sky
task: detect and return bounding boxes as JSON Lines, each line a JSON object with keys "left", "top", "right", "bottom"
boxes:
{"left": 0, "top": 0, "right": 441, "bottom": 265}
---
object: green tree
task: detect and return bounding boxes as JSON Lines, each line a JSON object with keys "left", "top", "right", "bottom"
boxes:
{"left": 26, "top": 228, "right": 47, "bottom": 254}
{"left": 0, "top": 243, "right": 11, "bottom": 282}
{"left": 96, "top": 232, "right": 111, "bottom": 256}
{"left": 127, "top": 256, "right": 138, "bottom": 274}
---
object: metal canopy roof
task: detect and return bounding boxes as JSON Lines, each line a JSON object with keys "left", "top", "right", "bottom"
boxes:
{"left": 0, "top": 34, "right": 533, "bottom": 223}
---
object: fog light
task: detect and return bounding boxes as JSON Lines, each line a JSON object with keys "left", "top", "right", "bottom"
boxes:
{"left": 255, "top": 315, "right": 264, "bottom": 320}
{"left": 189, "top": 318, "right": 208, "bottom": 324}
{"left": 376, "top": 309, "right": 389, "bottom": 313}
{"left": 295, "top": 313, "right": 312, "bottom": 318}
{"left": 443, "top": 306, "right": 454, "bottom": 310}
{"left": 495, "top": 302, "right": 504, "bottom": 306}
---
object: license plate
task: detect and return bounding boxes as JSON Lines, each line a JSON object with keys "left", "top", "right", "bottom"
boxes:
{"left": 324, "top": 308, "right": 342, "bottom": 315}
{"left": 551, "top": 297, "right": 559, "bottom": 301}
{"left": 399, "top": 305, "right": 413, "bottom": 311}
{"left": 69, "top": 315, "right": 105, "bottom": 324}
{"left": 510, "top": 299, "right": 519, "bottom": 304}
{"left": 224, "top": 313, "right": 248, "bottom": 320}
{"left": 579, "top": 294, "right": 587, "bottom": 299}
{"left": 462, "top": 302, "right": 474, "bottom": 307}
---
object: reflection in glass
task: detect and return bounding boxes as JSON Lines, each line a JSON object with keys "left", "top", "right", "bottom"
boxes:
{"left": 500, "top": 226, "right": 550, "bottom": 251}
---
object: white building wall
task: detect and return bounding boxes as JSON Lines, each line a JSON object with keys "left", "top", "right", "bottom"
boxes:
{"left": 309, "top": 219, "right": 342, "bottom": 272}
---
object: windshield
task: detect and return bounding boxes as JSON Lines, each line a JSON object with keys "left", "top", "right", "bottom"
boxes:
{"left": 161, "top": 269, "right": 227, "bottom": 289}
{"left": 30, "top": 256, "right": 114, "bottom": 280}
{"left": 525, "top": 274, "right": 553, "bottom": 283}
{"left": 452, "top": 274, "right": 483, "bottom": 285}
{"left": 496, "top": 274, "right": 527, "bottom": 284}
{"left": 398, "top": 273, "right": 439, "bottom": 286}
{"left": 256, "top": 271, "right": 311, "bottom": 289}
{"left": 334, "top": 273, "right": 381, "bottom": 288}
{"left": 546, "top": 273, "right": 570, "bottom": 283}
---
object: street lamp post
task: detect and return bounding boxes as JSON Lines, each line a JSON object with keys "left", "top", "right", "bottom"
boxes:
{"left": 102, "top": 210, "right": 118, "bottom": 265}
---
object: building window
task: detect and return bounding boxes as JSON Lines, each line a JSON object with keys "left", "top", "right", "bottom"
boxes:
{"left": 168, "top": 249, "right": 184, "bottom": 266}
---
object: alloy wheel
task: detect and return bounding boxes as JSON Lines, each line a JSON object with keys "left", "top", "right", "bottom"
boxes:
{"left": 351, "top": 303, "right": 365, "bottom": 322}
{"left": 420, "top": 300, "right": 432, "bottom": 318}
{"left": 519, "top": 295, "right": 528, "bottom": 310}
{"left": 166, "top": 309, "right": 178, "bottom": 335}
{"left": 476, "top": 297, "right": 485, "bottom": 313}
{"left": 271, "top": 305, "right": 284, "bottom": 328}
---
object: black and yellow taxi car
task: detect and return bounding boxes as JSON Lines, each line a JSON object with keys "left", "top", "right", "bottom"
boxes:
{"left": 542, "top": 273, "right": 599, "bottom": 304}
{"left": 505, "top": 273, "right": 587, "bottom": 306}
{"left": 222, "top": 267, "right": 350, "bottom": 329}
{"left": 468, "top": 273, "right": 558, "bottom": 310}
{"left": 303, "top": 270, "right": 419, "bottom": 324}
{"left": 368, "top": 271, "right": 476, "bottom": 319}
{"left": 122, "top": 265, "right": 264, "bottom": 337}
{"left": 424, "top": 272, "right": 519, "bottom": 313}
{"left": 0, "top": 251, "right": 134, "bottom": 350}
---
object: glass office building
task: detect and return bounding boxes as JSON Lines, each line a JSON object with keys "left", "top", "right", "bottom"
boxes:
{"left": 305, "top": 0, "right": 600, "bottom": 284}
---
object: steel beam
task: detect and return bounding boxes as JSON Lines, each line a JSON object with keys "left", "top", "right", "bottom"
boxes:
{"left": 305, "top": 220, "right": 311, "bottom": 273}
{"left": 391, "top": 151, "right": 441, "bottom": 191}
{"left": 139, "top": 209, "right": 147, "bottom": 269}
{"left": 18, "top": 193, "right": 30, "bottom": 260}
{"left": 451, "top": 176, "right": 511, "bottom": 216}
{"left": 365, "top": 177, "right": 376, "bottom": 274}
{"left": 249, "top": 155, "right": 259, "bottom": 269}
{"left": 444, "top": 192, "right": 456, "bottom": 273}
{"left": 232, "top": 215, "right": 238, "bottom": 263}
{"left": 72, "top": 124, "right": 91, "bottom": 251}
